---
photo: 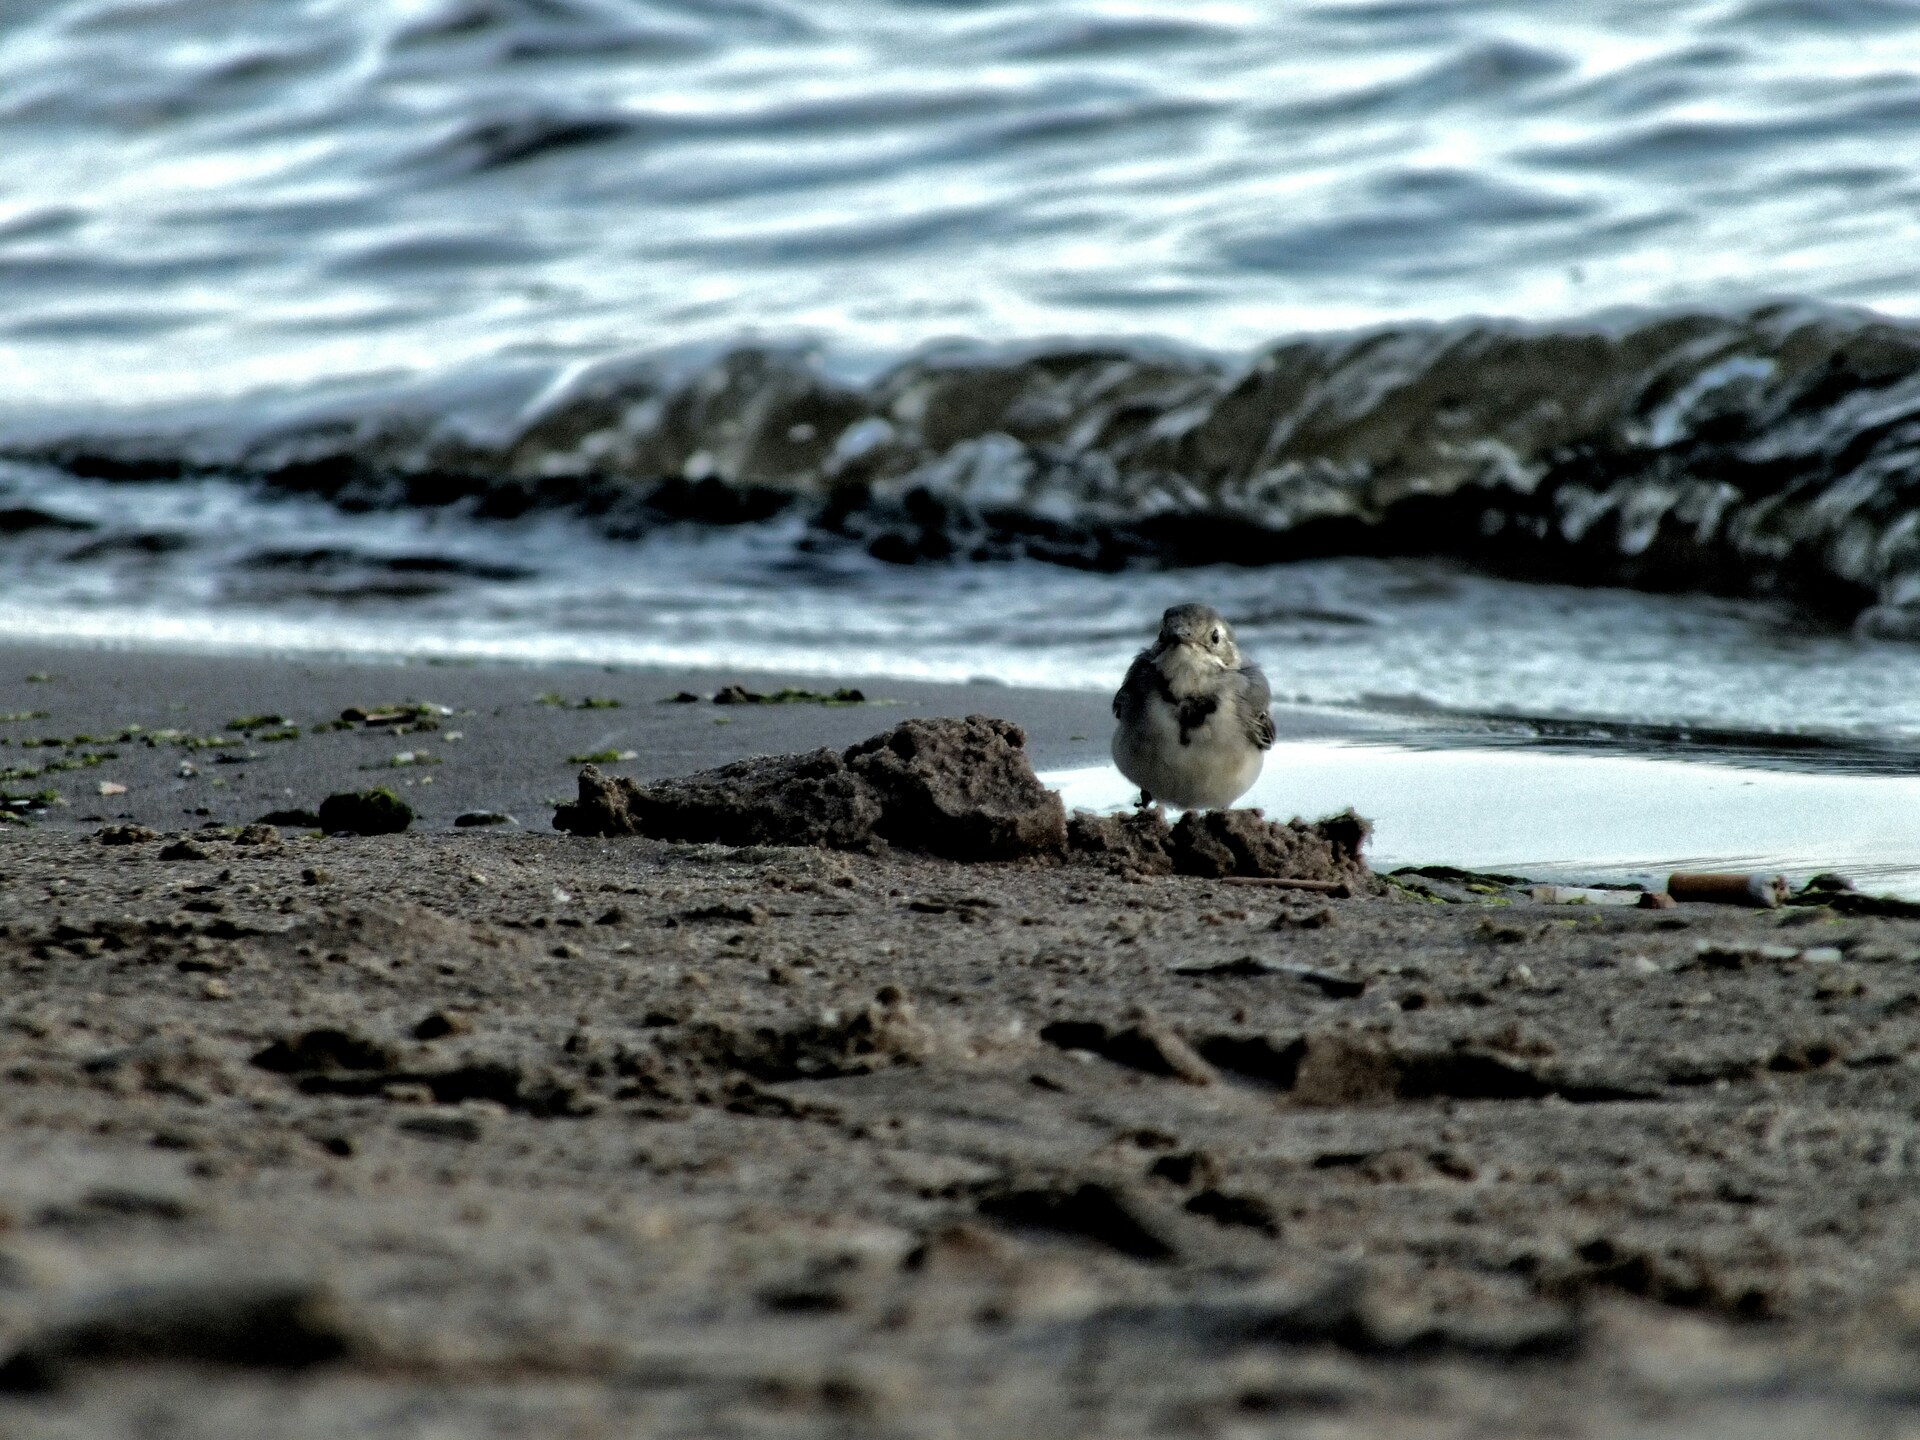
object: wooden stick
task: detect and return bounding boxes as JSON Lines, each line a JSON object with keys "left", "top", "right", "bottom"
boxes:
{"left": 1217, "top": 877, "right": 1352, "bottom": 895}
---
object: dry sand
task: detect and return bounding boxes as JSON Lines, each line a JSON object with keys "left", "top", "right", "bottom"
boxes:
{"left": 5, "top": 646, "right": 1920, "bottom": 1437}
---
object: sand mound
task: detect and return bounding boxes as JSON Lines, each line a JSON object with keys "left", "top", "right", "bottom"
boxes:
{"left": 555, "top": 714, "right": 1372, "bottom": 882}
{"left": 1067, "top": 806, "right": 1373, "bottom": 883}
{"left": 553, "top": 714, "right": 1066, "bottom": 862}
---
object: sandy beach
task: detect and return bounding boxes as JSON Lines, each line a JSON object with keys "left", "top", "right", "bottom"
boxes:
{"left": 0, "top": 642, "right": 1138, "bottom": 835}
{"left": 1, "top": 643, "right": 1920, "bottom": 1436}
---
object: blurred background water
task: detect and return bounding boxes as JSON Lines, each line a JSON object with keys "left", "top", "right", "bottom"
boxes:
{"left": 8, "top": 0, "right": 1920, "bottom": 403}
{"left": 8, "top": 0, "right": 1920, "bottom": 768}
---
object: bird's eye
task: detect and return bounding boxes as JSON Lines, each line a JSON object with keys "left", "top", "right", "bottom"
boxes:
{"left": 1210, "top": 628, "right": 1221, "bottom": 644}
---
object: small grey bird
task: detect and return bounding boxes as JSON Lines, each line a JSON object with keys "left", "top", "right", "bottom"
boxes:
{"left": 1111, "top": 603, "right": 1275, "bottom": 811}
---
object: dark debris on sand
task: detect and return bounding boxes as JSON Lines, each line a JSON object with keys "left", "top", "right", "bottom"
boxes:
{"left": 554, "top": 713, "right": 1372, "bottom": 884}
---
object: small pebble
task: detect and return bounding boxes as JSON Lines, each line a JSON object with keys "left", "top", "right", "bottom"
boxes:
{"left": 413, "top": 1010, "right": 473, "bottom": 1041}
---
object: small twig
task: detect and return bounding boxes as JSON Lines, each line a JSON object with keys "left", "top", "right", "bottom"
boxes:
{"left": 1217, "top": 878, "right": 1352, "bottom": 896}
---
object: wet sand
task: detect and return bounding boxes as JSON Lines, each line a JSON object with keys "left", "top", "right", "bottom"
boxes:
{"left": 5, "top": 646, "right": 1920, "bottom": 1436}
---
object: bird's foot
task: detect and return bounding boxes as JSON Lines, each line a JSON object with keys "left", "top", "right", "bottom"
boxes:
{"left": 1134, "top": 790, "right": 1157, "bottom": 812}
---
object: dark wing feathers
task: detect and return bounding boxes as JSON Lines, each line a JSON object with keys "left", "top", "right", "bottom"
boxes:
{"left": 1112, "top": 650, "right": 1159, "bottom": 721}
{"left": 1237, "top": 663, "right": 1276, "bottom": 750}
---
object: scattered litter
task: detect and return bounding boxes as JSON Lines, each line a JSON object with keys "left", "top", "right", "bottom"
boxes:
{"left": 96, "top": 781, "right": 126, "bottom": 796}
{"left": 1668, "top": 872, "right": 1788, "bottom": 908}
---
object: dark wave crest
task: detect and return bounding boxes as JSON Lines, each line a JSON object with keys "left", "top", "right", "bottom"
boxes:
{"left": 17, "top": 303, "right": 1920, "bottom": 633}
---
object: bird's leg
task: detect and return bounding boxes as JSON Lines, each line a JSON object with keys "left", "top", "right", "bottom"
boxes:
{"left": 1134, "top": 789, "right": 1156, "bottom": 811}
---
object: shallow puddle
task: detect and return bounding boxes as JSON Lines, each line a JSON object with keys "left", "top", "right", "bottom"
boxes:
{"left": 1044, "top": 742, "right": 1920, "bottom": 899}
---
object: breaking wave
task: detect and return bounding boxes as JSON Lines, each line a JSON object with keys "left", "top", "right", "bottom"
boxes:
{"left": 16, "top": 302, "right": 1920, "bottom": 633}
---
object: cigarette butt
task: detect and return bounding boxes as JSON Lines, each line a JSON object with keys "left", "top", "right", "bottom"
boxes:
{"left": 1667, "top": 872, "right": 1787, "bottom": 908}
{"left": 1530, "top": 885, "right": 1643, "bottom": 906}
{"left": 1636, "top": 890, "right": 1677, "bottom": 909}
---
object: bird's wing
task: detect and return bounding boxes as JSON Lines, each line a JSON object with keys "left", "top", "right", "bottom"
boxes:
{"left": 1237, "top": 663, "right": 1276, "bottom": 750}
{"left": 1113, "top": 650, "right": 1160, "bottom": 720}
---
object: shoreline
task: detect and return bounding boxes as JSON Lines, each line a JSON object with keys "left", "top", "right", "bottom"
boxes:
{"left": 8, "top": 639, "right": 1920, "bottom": 895}
{"left": 0, "top": 639, "right": 1386, "bottom": 838}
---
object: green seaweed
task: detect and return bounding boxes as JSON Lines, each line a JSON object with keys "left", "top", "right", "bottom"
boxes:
{"left": 541, "top": 694, "right": 622, "bottom": 710}
{"left": 337, "top": 703, "right": 444, "bottom": 730}
{"left": 227, "top": 713, "right": 288, "bottom": 731}
{"left": 38, "top": 751, "right": 115, "bottom": 774}
{"left": 567, "top": 748, "right": 638, "bottom": 764}
{"left": 21, "top": 732, "right": 130, "bottom": 749}
{"left": 177, "top": 735, "right": 246, "bottom": 751}
{"left": 0, "top": 711, "right": 49, "bottom": 723}
{"left": 709, "top": 685, "right": 869, "bottom": 706}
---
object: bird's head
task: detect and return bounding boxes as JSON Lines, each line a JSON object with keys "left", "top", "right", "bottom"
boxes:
{"left": 1155, "top": 603, "right": 1241, "bottom": 667}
